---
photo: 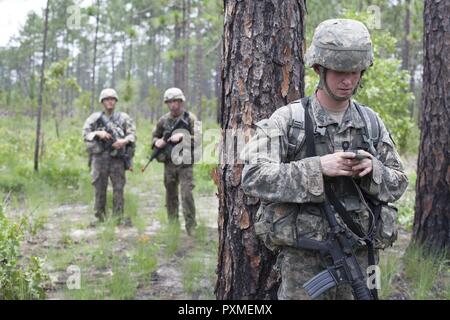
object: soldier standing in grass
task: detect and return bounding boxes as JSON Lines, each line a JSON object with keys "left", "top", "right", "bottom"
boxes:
{"left": 151, "top": 88, "right": 198, "bottom": 236}
{"left": 82, "top": 88, "right": 136, "bottom": 224}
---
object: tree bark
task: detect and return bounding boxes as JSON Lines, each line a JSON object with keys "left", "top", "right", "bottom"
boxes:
{"left": 402, "top": 0, "right": 411, "bottom": 72}
{"left": 173, "top": 3, "right": 183, "bottom": 88}
{"left": 194, "top": 5, "right": 203, "bottom": 120}
{"left": 216, "top": 0, "right": 306, "bottom": 299}
{"left": 412, "top": 0, "right": 450, "bottom": 255}
{"left": 34, "top": 0, "right": 50, "bottom": 172}
{"left": 182, "top": 0, "right": 190, "bottom": 96}
{"left": 111, "top": 43, "right": 116, "bottom": 88}
{"left": 89, "top": 0, "right": 101, "bottom": 113}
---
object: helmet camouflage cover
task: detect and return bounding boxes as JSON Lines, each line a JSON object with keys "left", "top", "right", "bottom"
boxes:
{"left": 305, "top": 19, "right": 374, "bottom": 72}
{"left": 99, "top": 88, "right": 119, "bottom": 103}
{"left": 163, "top": 87, "right": 186, "bottom": 102}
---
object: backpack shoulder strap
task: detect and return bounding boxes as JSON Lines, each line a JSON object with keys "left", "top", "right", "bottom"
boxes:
{"left": 287, "top": 97, "right": 309, "bottom": 160}
{"left": 354, "top": 102, "right": 380, "bottom": 155}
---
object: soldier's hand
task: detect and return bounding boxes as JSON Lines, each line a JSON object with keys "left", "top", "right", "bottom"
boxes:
{"left": 112, "top": 138, "right": 128, "bottom": 150}
{"left": 155, "top": 139, "right": 167, "bottom": 149}
{"left": 350, "top": 150, "right": 373, "bottom": 177}
{"left": 96, "top": 131, "right": 112, "bottom": 140}
{"left": 320, "top": 152, "right": 360, "bottom": 177}
{"left": 168, "top": 133, "right": 184, "bottom": 143}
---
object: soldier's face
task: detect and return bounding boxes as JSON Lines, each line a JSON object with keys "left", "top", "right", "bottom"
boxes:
{"left": 102, "top": 97, "right": 117, "bottom": 111}
{"left": 167, "top": 99, "right": 183, "bottom": 116}
{"left": 325, "top": 69, "right": 361, "bottom": 98}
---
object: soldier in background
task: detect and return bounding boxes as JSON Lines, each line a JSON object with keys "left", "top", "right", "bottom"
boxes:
{"left": 82, "top": 88, "right": 136, "bottom": 224}
{"left": 241, "top": 19, "right": 408, "bottom": 299}
{"left": 151, "top": 88, "right": 198, "bottom": 236}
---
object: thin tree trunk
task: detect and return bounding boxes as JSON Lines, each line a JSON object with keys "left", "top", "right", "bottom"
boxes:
{"left": 402, "top": 0, "right": 415, "bottom": 118}
{"left": 111, "top": 43, "right": 116, "bottom": 88}
{"left": 216, "top": 0, "right": 306, "bottom": 299}
{"left": 89, "top": 0, "right": 101, "bottom": 113}
{"left": 215, "top": 39, "right": 222, "bottom": 123}
{"left": 412, "top": 0, "right": 450, "bottom": 255}
{"left": 182, "top": 0, "right": 190, "bottom": 95}
{"left": 174, "top": 2, "right": 182, "bottom": 88}
{"left": 51, "top": 100, "right": 60, "bottom": 139}
{"left": 34, "top": 0, "right": 50, "bottom": 172}
{"left": 194, "top": 5, "right": 203, "bottom": 120}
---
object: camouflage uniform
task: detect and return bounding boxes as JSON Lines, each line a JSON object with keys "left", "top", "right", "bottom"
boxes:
{"left": 241, "top": 19, "right": 408, "bottom": 300}
{"left": 83, "top": 111, "right": 136, "bottom": 221}
{"left": 152, "top": 111, "right": 198, "bottom": 234}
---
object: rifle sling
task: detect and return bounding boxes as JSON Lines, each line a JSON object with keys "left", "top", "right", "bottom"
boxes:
{"left": 303, "top": 98, "right": 378, "bottom": 300}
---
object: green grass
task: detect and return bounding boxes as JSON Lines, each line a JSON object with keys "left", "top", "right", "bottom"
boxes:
{"left": 403, "top": 243, "right": 448, "bottom": 299}
{"left": 379, "top": 252, "right": 400, "bottom": 299}
{"left": 0, "top": 115, "right": 221, "bottom": 300}
{"left": 181, "top": 221, "right": 217, "bottom": 298}
{"left": 107, "top": 258, "right": 138, "bottom": 300}
{"left": 157, "top": 222, "right": 182, "bottom": 257}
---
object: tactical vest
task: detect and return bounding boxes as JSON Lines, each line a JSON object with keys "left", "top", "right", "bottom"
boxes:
{"left": 286, "top": 97, "right": 380, "bottom": 161}
{"left": 254, "top": 97, "right": 397, "bottom": 254}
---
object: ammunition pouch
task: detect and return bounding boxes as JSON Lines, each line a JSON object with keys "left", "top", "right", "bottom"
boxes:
{"left": 254, "top": 202, "right": 327, "bottom": 252}
{"left": 373, "top": 203, "right": 398, "bottom": 249}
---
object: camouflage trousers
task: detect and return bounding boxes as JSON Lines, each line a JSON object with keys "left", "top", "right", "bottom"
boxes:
{"left": 91, "top": 152, "right": 126, "bottom": 221}
{"left": 277, "top": 246, "right": 379, "bottom": 300}
{"left": 164, "top": 162, "right": 196, "bottom": 234}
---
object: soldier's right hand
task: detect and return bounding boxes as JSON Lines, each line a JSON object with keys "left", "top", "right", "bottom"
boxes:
{"left": 96, "top": 131, "right": 112, "bottom": 140}
{"left": 320, "top": 152, "right": 360, "bottom": 177}
{"left": 155, "top": 139, "right": 167, "bottom": 149}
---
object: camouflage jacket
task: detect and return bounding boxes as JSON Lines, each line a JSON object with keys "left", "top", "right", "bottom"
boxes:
{"left": 152, "top": 111, "right": 198, "bottom": 163}
{"left": 241, "top": 94, "right": 408, "bottom": 248}
{"left": 82, "top": 111, "right": 136, "bottom": 155}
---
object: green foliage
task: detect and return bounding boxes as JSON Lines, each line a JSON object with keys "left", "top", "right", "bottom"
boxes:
{"left": 0, "top": 204, "right": 48, "bottom": 299}
{"left": 397, "top": 171, "right": 416, "bottom": 230}
{"left": 194, "top": 163, "right": 217, "bottom": 195}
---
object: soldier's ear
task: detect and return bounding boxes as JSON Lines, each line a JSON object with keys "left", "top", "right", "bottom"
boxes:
{"left": 313, "top": 65, "right": 321, "bottom": 75}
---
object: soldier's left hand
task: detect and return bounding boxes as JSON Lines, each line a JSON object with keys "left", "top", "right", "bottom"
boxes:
{"left": 112, "top": 139, "right": 128, "bottom": 150}
{"left": 350, "top": 150, "right": 373, "bottom": 177}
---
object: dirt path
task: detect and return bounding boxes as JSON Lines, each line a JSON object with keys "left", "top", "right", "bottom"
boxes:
{"left": 15, "top": 185, "right": 218, "bottom": 300}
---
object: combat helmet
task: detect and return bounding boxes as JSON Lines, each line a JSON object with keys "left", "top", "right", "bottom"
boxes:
{"left": 163, "top": 87, "right": 186, "bottom": 102}
{"left": 99, "top": 88, "right": 119, "bottom": 103}
{"left": 305, "top": 19, "right": 374, "bottom": 100}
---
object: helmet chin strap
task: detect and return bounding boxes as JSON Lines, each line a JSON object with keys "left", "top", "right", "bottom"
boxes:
{"left": 318, "top": 66, "right": 362, "bottom": 102}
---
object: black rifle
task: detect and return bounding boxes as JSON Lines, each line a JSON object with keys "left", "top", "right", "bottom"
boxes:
{"left": 297, "top": 98, "right": 375, "bottom": 300}
{"left": 97, "top": 113, "right": 133, "bottom": 171}
{"left": 294, "top": 196, "right": 375, "bottom": 300}
{"left": 141, "top": 114, "right": 191, "bottom": 173}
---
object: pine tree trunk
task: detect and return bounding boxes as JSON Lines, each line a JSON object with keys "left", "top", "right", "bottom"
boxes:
{"left": 412, "top": 0, "right": 450, "bottom": 255}
{"left": 216, "top": 0, "right": 306, "bottom": 299}
{"left": 89, "top": 0, "right": 101, "bottom": 113}
{"left": 194, "top": 6, "right": 203, "bottom": 120}
{"left": 111, "top": 44, "right": 116, "bottom": 89}
{"left": 182, "top": 0, "right": 190, "bottom": 96}
{"left": 34, "top": 0, "right": 50, "bottom": 172}
{"left": 174, "top": 3, "right": 183, "bottom": 88}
